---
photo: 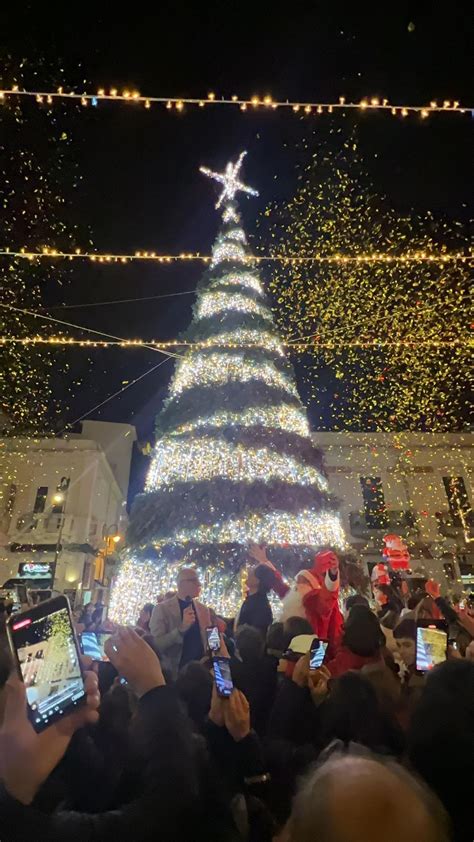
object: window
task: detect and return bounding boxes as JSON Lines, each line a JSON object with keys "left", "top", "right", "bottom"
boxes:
{"left": 360, "top": 476, "right": 389, "bottom": 529}
{"left": 443, "top": 562, "right": 456, "bottom": 583}
{"left": 33, "top": 486, "right": 48, "bottom": 514}
{"left": 443, "top": 477, "right": 470, "bottom": 526}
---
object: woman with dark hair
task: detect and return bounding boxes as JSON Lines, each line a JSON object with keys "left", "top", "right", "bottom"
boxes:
{"left": 320, "top": 671, "right": 404, "bottom": 756}
{"left": 236, "top": 564, "right": 280, "bottom": 634}
{"left": 324, "top": 605, "right": 386, "bottom": 678}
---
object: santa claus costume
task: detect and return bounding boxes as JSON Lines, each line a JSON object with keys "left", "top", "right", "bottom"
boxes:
{"left": 280, "top": 550, "right": 344, "bottom": 658}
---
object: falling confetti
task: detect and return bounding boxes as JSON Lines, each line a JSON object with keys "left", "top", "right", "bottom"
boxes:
{"left": 259, "top": 131, "right": 470, "bottom": 432}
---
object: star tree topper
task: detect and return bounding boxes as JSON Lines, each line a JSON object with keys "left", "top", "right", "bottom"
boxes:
{"left": 200, "top": 151, "right": 259, "bottom": 209}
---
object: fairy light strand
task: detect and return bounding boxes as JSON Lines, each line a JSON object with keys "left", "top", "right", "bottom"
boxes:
{"left": 0, "top": 86, "right": 470, "bottom": 117}
{"left": 0, "top": 335, "right": 469, "bottom": 350}
{"left": 0, "top": 248, "right": 470, "bottom": 264}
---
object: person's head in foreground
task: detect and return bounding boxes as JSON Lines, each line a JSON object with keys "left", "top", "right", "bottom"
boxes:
{"left": 236, "top": 624, "right": 265, "bottom": 662}
{"left": 344, "top": 593, "right": 370, "bottom": 619}
{"left": 342, "top": 605, "right": 385, "bottom": 657}
{"left": 281, "top": 746, "right": 450, "bottom": 842}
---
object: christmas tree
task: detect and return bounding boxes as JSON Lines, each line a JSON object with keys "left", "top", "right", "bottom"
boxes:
{"left": 110, "top": 153, "right": 345, "bottom": 622}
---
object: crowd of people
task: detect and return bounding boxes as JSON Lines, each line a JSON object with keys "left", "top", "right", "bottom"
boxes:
{"left": 0, "top": 545, "right": 473, "bottom": 841}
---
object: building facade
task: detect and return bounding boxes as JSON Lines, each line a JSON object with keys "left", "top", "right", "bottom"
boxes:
{"left": 0, "top": 421, "right": 136, "bottom": 606}
{"left": 314, "top": 432, "right": 474, "bottom": 594}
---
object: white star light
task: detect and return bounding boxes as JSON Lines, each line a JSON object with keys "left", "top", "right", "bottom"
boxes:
{"left": 200, "top": 151, "right": 259, "bottom": 209}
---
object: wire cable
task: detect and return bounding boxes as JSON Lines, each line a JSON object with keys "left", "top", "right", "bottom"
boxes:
{"left": 45, "top": 290, "right": 196, "bottom": 309}
{"left": 0, "top": 302, "right": 183, "bottom": 358}
{"left": 59, "top": 356, "right": 172, "bottom": 433}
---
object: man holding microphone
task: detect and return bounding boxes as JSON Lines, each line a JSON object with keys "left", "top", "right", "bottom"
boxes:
{"left": 150, "top": 568, "right": 217, "bottom": 679}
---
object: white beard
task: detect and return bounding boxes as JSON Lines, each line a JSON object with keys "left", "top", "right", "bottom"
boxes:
{"left": 279, "top": 587, "right": 307, "bottom": 623}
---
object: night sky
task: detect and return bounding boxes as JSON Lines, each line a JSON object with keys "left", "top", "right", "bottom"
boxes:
{"left": 3, "top": 3, "right": 472, "bottom": 494}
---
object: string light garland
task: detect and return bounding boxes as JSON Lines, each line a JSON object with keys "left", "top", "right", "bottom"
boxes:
{"left": 196, "top": 290, "right": 272, "bottom": 320}
{"left": 0, "top": 248, "right": 470, "bottom": 264}
{"left": 0, "top": 335, "right": 469, "bottom": 350}
{"left": 169, "top": 353, "right": 299, "bottom": 399}
{"left": 146, "top": 437, "right": 329, "bottom": 491}
{"left": 0, "top": 86, "right": 471, "bottom": 118}
{"left": 171, "top": 404, "right": 311, "bottom": 438}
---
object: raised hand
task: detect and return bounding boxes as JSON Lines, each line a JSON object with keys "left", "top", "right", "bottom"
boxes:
{"left": 180, "top": 604, "right": 196, "bottom": 632}
{"left": 224, "top": 689, "right": 251, "bottom": 742}
{"left": 209, "top": 683, "right": 225, "bottom": 728}
{"left": 308, "top": 665, "right": 331, "bottom": 706}
{"left": 0, "top": 670, "right": 99, "bottom": 805}
{"left": 425, "top": 579, "right": 441, "bottom": 600}
{"left": 248, "top": 543, "right": 275, "bottom": 570}
{"left": 105, "top": 626, "right": 165, "bottom": 697}
{"left": 292, "top": 652, "right": 311, "bottom": 688}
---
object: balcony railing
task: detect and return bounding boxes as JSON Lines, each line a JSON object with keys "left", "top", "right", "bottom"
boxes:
{"left": 349, "top": 509, "right": 419, "bottom": 539}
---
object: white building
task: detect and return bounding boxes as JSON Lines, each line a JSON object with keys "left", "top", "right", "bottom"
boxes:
{"left": 0, "top": 421, "right": 136, "bottom": 606}
{"left": 314, "top": 432, "right": 474, "bottom": 593}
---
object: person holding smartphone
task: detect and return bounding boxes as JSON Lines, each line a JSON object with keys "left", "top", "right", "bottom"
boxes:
{"left": 150, "top": 568, "right": 218, "bottom": 679}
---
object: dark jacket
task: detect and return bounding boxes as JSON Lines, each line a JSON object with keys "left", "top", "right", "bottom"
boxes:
{"left": 230, "top": 655, "right": 278, "bottom": 735}
{"left": 0, "top": 686, "right": 240, "bottom": 841}
{"left": 268, "top": 677, "right": 321, "bottom": 747}
{"left": 238, "top": 592, "right": 272, "bottom": 634}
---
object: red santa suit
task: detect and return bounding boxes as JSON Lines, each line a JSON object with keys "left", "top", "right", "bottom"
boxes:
{"left": 280, "top": 551, "right": 344, "bottom": 658}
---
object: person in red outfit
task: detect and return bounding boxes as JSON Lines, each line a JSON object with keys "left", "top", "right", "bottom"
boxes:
{"left": 279, "top": 550, "right": 344, "bottom": 659}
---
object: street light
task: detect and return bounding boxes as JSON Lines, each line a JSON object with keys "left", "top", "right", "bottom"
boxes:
{"left": 52, "top": 477, "right": 70, "bottom": 587}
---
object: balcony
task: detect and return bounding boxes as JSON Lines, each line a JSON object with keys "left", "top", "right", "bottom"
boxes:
{"left": 436, "top": 510, "right": 474, "bottom": 540}
{"left": 349, "top": 509, "right": 419, "bottom": 540}
{"left": 9, "top": 512, "right": 96, "bottom": 555}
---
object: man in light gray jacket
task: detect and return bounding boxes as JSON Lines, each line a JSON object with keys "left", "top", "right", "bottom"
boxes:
{"left": 150, "top": 568, "right": 217, "bottom": 679}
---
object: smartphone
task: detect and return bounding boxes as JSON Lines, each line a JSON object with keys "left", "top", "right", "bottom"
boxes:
{"left": 79, "top": 631, "right": 111, "bottom": 661}
{"left": 309, "top": 638, "right": 328, "bottom": 670}
{"left": 7, "top": 595, "right": 86, "bottom": 733}
{"left": 416, "top": 620, "right": 448, "bottom": 673}
{"left": 206, "top": 625, "right": 220, "bottom": 653}
{"left": 212, "top": 656, "right": 234, "bottom": 698}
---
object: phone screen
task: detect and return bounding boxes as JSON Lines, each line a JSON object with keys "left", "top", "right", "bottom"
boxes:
{"left": 309, "top": 639, "right": 328, "bottom": 670}
{"left": 416, "top": 625, "right": 447, "bottom": 672}
{"left": 212, "top": 656, "right": 233, "bottom": 698}
{"left": 80, "top": 631, "right": 111, "bottom": 661}
{"left": 206, "top": 625, "right": 220, "bottom": 652}
{"left": 8, "top": 597, "right": 86, "bottom": 732}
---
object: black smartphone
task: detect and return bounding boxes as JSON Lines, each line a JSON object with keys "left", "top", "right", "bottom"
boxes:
{"left": 212, "top": 656, "right": 234, "bottom": 698}
{"left": 309, "top": 638, "right": 328, "bottom": 670}
{"left": 206, "top": 625, "right": 220, "bottom": 653}
{"left": 7, "top": 594, "right": 86, "bottom": 732}
{"left": 416, "top": 620, "right": 448, "bottom": 674}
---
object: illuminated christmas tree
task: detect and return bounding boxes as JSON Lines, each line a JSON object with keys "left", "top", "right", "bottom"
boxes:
{"left": 110, "top": 153, "right": 345, "bottom": 622}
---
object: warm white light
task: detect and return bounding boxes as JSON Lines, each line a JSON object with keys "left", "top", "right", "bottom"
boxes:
{"left": 169, "top": 353, "right": 298, "bottom": 398}
{"left": 200, "top": 151, "right": 259, "bottom": 210}
{"left": 146, "top": 437, "right": 328, "bottom": 491}
{"left": 196, "top": 290, "right": 271, "bottom": 320}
